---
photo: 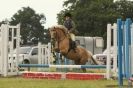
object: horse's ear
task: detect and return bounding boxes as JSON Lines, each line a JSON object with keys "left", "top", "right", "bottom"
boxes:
{"left": 48, "top": 28, "right": 50, "bottom": 32}
{"left": 48, "top": 27, "right": 50, "bottom": 30}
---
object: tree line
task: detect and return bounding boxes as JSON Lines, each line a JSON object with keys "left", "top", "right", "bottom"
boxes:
{"left": 57, "top": 0, "right": 133, "bottom": 48}
{"left": 0, "top": 0, "right": 133, "bottom": 47}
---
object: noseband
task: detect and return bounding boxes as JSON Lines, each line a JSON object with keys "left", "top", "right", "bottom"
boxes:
{"left": 51, "top": 28, "right": 67, "bottom": 52}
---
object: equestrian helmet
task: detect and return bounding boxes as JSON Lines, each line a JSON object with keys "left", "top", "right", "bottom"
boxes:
{"left": 64, "top": 13, "right": 72, "bottom": 18}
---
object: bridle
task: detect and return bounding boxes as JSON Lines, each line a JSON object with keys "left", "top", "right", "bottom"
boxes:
{"left": 51, "top": 28, "right": 67, "bottom": 52}
{"left": 50, "top": 27, "right": 78, "bottom": 57}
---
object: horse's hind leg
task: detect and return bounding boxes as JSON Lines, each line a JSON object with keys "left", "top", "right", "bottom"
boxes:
{"left": 74, "top": 60, "right": 81, "bottom": 72}
{"left": 81, "top": 67, "right": 86, "bottom": 73}
{"left": 80, "top": 58, "right": 87, "bottom": 73}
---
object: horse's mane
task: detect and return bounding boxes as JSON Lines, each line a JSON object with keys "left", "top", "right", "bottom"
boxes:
{"left": 50, "top": 25, "right": 68, "bottom": 34}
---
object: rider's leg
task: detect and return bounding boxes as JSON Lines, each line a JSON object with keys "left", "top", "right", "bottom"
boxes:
{"left": 70, "top": 33, "right": 76, "bottom": 49}
{"left": 70, "top": 33, "right": 75, "bottom": 41}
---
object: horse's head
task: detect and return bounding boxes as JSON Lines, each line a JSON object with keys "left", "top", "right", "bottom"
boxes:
{"left": 49, "top": 25, "right": 68, "bottom": 41}
{"left": 49, "top": 26, "right": 57, "bottom": 40}
{"left": 49, "top": 25, "right": 68, "bottom": 52}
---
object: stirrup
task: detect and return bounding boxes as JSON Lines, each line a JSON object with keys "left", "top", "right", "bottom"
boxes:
{"left": 73, "top": 41, "right": 77, "bottom": 48}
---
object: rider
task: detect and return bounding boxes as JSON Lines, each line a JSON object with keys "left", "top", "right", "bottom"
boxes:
{"left": 63, "top": 12, "right": 77, "bottom": 51}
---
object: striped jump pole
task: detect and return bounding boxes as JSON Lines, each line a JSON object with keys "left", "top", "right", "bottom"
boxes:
{"left": 22, "top": 71, "right": 106, "bottom": 80}
{"left": 117, "top": 18, "right": 133, "bottom": 86}
{"left": 18, "top": 64, "right": 111, "bottom": 69}
{"left": 19, "top": 64, "right": 109, "bottom": 80}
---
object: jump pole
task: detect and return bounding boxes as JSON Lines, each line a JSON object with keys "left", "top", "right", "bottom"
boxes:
{"left": 18, "top": 64, "right": 111, "bottom": 69}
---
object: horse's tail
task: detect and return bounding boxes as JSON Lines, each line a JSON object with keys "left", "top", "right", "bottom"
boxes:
{"left": 91, "top": 56, "right": 99, "bottom": 65}
{"left": 87, "top": 50, "right": 99, "bottom": 65}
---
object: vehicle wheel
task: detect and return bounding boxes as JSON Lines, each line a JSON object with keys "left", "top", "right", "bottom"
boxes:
{"left": 22, "top": 59, "right": 30, "bottom": 71}
{"left": 22, "top": 59, "right": 30, "bottom": 64}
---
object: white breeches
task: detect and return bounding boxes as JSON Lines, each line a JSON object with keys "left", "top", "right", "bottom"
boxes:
{"left": 70, "top": 33, "right": 75, "bottom": 41}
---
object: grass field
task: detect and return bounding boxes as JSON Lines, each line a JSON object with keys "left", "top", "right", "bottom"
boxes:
{"left": 0, "top": 77, "right": 129, "bottom": 88}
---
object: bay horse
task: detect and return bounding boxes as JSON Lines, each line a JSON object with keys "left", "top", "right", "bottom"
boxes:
{"left": 49, "top": 25, "right": 99, "bottom": 72}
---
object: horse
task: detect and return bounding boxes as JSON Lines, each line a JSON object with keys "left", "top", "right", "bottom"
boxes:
{"left": 49, "top": 25, "right": 99, "bottom": 72}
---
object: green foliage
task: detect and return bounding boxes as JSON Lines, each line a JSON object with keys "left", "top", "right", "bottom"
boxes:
{"left": 57, "top": 0, "right": 133, "bottom": 48}
{"left": 10, "top": 7, "right": 48, "bottom": 45}
{"left": 115, "top": 0, "right": 133, "bottom": 20}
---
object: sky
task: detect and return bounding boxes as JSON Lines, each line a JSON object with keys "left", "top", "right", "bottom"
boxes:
{"left": 0, "top": 0, "right": 65, "bottom": 28}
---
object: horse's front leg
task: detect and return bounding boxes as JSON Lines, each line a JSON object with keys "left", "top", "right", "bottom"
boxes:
{"left": 59, "top": 49, "right": 68, "bottom": 55}
{"left": 81, "top": 68, "right": 86, "bottom": 73}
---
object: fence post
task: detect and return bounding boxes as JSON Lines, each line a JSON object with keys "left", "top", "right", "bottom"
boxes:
{"left": 117, "top": 19, "right": 123, "bottom": 86}
{"left": 1, "top": 24, "right": 9, "bottom": 77}
{"left": 106, "top": 24, "right": 111, "bottom": 79}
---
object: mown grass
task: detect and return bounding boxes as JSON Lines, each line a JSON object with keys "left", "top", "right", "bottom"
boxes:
{"left": 0, "top": 77, "right": 129, "bottom": 88}
{"left": 7, "top": 68, "right": 129, "bottom": 88}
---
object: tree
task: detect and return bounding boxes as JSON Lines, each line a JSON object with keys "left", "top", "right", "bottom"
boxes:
{"left": 57, "top": 0, "right": 133, "bottom": 48}
{"left": 10, "top": 7, "right": 47, "bottom": 45}
{"left": 57, "top": 0, "right": 118, "bottom": 48}
{"left": 58, "top": 0, "right": 118, "bottom": 36}
{"left": 115, "top": 0, "right": 133, "bottom": 20}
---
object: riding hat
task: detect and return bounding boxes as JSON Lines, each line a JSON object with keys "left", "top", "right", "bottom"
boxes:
{"left": 64, "top": 13, "right": 72, "bottom": 18}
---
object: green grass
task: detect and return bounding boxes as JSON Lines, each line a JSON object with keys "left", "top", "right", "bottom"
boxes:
{"left": 0, "top": 77, "right": 129, "bottom": 88}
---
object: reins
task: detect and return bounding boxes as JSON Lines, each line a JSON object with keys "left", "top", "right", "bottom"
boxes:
{"left": 52, "top": 28, "right": 67, "bottom": 52}
{"left": 53, "top": 28, "right": 71, "bottom": 55}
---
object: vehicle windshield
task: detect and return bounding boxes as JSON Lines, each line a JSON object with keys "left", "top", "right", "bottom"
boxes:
{"left": 14, "top": 47, "right": 32, "bottom": 54}
{"left": 103, "top": 47, "right": 114, "bottom": 54}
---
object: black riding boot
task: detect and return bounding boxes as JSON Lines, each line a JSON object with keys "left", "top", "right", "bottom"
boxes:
{"left": 72, "top": 41, "right": 77, "bottom": 52}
